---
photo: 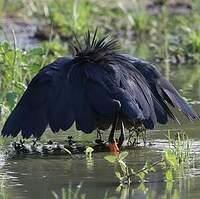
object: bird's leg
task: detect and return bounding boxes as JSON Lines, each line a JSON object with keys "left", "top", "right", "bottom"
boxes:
{"left": 136, "top": 130, "right": 140, "bottom": 145}
{"left": 142, "top": 129, "right": 147, "bottom": 146}
{"left": 20, "top": 139, "right": 25, "bottom": 145}
{"left": 20, "top": 139, "right": 25, "bottom": 149}
{"left": 96, "top": 129, "right": 102, "bottom": 140}
{"left": 32, "top": 137, "right": 40, "bottom": 146}
{"left": 128, "top": 128, "right": 137, "bottom": 146}
{"left": 117, "top": 120, "right": 125, "bottom": 148}
{"left": 108, "top": 115, "right": 119, "bottom": 154}
{"left": 95, "top": 129, "right": 104, "bottom": 145}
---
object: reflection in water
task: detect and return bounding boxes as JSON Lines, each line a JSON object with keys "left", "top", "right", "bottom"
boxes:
{"left": 1, "top": 129, "right": 200, "bottom": 199}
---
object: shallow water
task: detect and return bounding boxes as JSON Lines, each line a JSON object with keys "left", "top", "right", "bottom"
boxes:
{"left": 1, "top": 124, "right": 200, "bottom": 199}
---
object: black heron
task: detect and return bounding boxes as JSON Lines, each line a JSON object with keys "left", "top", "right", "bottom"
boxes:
{"left": 1, "top": 30, "right": 199, "bottom": 153}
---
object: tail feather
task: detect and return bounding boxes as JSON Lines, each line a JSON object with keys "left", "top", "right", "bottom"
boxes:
{"left": 162, "top": 88, "right": 199, "bottom": 120}
{"left": 158, "top": 78, "right": 199, "bottom": 120}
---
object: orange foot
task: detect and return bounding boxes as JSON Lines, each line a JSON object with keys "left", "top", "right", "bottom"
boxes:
{"left": 109, "top": 141, "right": 120, "bottom": 155}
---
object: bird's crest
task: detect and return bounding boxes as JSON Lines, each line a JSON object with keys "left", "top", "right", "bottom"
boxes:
{"left": 71, "top": 29, "right": 119, "bottom": 63}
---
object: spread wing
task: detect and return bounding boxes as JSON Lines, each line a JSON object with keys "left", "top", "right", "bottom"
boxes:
{"left": 2, "top": 57, "right": 75, "bottom": 138}
{"left": 1, "top": 59, "right": 124, "bottom": 138}
{"left": 122, "top": 54, "right": 199, "bottom": 123}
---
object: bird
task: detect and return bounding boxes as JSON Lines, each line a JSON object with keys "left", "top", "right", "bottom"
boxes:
{"left": 1, "top": 29, "right": 199, "bottom": 153}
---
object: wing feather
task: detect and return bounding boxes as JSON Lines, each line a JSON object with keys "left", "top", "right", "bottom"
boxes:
{"left": 123, "top": 55, "right": 199, "bottom": 122}
{"left": 2, "top": 57, "right": 74, "bottom": 138}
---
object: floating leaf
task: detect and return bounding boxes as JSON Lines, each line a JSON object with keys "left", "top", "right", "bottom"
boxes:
{"left": 104, "top": 155, "right": 116, "bottom": 164}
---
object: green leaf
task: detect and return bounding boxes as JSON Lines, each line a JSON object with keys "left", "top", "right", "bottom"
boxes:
{"left": 86, "top": 146, "right": 94, "bottom": 153}
{"left": 104, "top": 155, "right": 116, "bottom": 164}
{"left": 1, "top": 42, "right": 10, "bottom": 50}
{"left": 137, "top": 171, "right": 146, "bottom": 181}
{"left": 158, "top": 160, "right": 167, "bottom": 169}
{"left": 119, "top": 151, "right": 128, "bottom": 160}
{"left": 130, "top": 168, "right": 136, "bottom": 175}
{"left": 115, "top": 171, "right": 121, "bottom": 180}
{"left": 85, "top": 146, "right": 94, "bottom": 159}
{"left": 118, "top": 160, "right": 127, "bottom": 173}
{"left": 144, "top": 161, "right": 155, "bottom": 172}
{"left": 151, "top": 167, "right": 156, "bottom": 172}
{"left": 115, "top": 185, "right": 122, "bottom": 193}
{"left": 165, "top": 169, "right": 174, "bottom": 181}
{"left": 164, "top": 149, "right": 178, "bottom": 168}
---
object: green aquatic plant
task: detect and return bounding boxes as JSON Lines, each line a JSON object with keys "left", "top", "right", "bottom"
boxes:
{"left": 166, "top": 131, "right": 192, "bottom": 165}
{"left": 104, "top": 131, "right": 193, "bottom": 185}
{"left": 105, "top": 151, "right": 161, "bottom": 185}
{"left": 160, "top": 132, "right": 193, "bottom": 181}
{"left": 85, "top": 146, "right": 94, "bottom": 159}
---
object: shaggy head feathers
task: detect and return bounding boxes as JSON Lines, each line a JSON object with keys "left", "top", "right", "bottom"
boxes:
{"left": 71, "top": 29, "right": 119, "bottom": 64}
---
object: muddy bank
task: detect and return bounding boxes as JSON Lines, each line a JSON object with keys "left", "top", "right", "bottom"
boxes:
{"left": 0, "top": 17, "right": 39, "bottom": 49}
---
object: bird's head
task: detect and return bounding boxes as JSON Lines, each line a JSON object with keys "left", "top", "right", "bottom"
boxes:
{"left": 70, "top": 29, "right": 119, "bottom": 64}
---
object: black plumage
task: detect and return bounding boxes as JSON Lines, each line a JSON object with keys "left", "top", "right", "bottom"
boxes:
{"left": 1, "top": 30, "right": 199, "bottom": 146}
